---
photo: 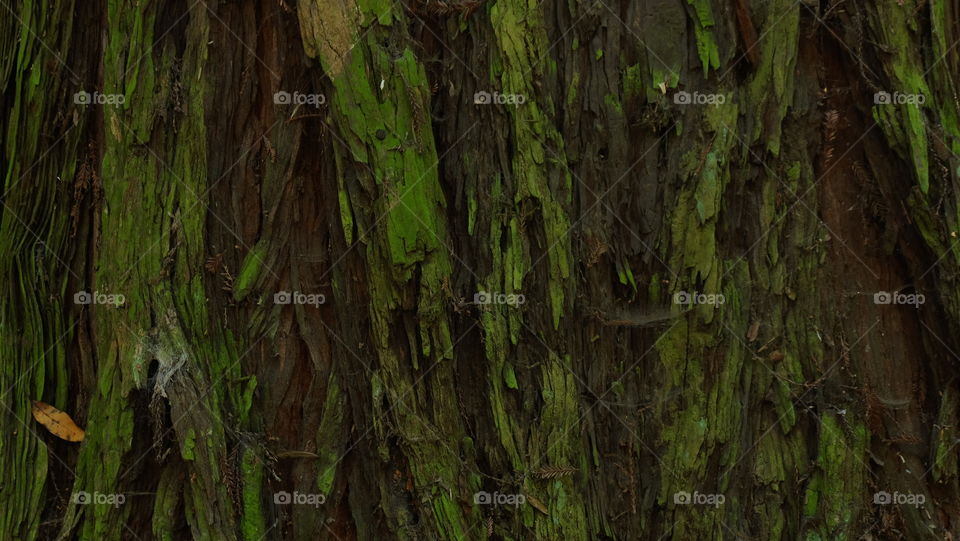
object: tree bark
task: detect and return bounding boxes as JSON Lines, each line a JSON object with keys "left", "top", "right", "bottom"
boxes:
{"left": 2, "top": 0, "right": 960, "bottom": 539}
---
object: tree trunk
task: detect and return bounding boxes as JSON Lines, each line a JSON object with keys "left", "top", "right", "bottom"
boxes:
{"left": 2, "top": 0, "right": 960, "bottom": 539}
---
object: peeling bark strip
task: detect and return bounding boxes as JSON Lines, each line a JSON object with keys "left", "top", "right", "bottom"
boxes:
{"left": 732, "top": 0, "right": 759, "bottom": 66}
{"left": 2, "top": 0, "right": 960, "bottom": 540}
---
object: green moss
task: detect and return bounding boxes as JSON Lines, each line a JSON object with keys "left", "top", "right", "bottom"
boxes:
{"left": 182, "top": 428, "right": 197, "bottom": 461}
{"left": 802, "top": 414, "right": 868, "bottom": 539}
{"left": 467, "top": 181, "right": 477, "bottom": 235}
{"left": 685, "top": 0, "right": 721, "bottom": 75}
{"left": 338, "top": 184, "right": 355, "bottom": 245}
{"left": 623, "top": 64, "right": 644, "bottom": 99}
{"left": 503, "top": 362, "right": 519, "bottom": 389}
{"left": 656, "top": 320, "right": 718, "bottom": 507}
{"left": 867, "top": 1, "right": 932, "bottom": 193}
{"left": 905, "top": 189, "right": 946, "bottom": 255}
{"left": 299, "top": 5, "right": 471, "bottom": 538}
{"left": 526, "top": 354, "right": 588, "bottom": 538}
{"left": 315, "top": 373, "right": 346, "bottom": 495}
{"left": 694, "top": 152, "right": 719, "bottom": 224}
{"left": 237, "top": 376, "right": 257, "bottom": 426}
{"left": 232, "top": 240, "right": 268, "bottom": 301}
{"left": 603, "top": 93, "right": 623, "bottom": 115}
{"left": 710, "top": 266, "right": 749, "bottom": 447}
{"left": 152, "top": 470, "right": 181, "bottom": 541}
{"left": 490, "top": 0, "right": 573, "bottom": 329}
{"left": 431, "top": 494, "right": 468, "bottom": 540}
{"left": 567, "top": 72, "right": 580, "bottom": 107}
{"left": 931, "top": 387, "right": 958, "bottom": 480}
{"left": 648, "top": 273, "right": 662, "bottom": 301}
{"left": 240, "top": 447, "right": 267, "bottom": 541}
{"left": 616, "top": 259, "right": 637, "bottom": 290}
{"left": 745, "top": 0, "right": 799, "bottom": 154}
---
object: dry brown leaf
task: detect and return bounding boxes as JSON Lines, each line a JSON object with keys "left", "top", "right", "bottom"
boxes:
{"left": 747, "top": 320, "right": 760, "bottom": 342}
{"left": 31, "top": 400, "right": 85, "bottom": 442}
{"left": 524, "top": 493, "right": 549, "bottom": 515}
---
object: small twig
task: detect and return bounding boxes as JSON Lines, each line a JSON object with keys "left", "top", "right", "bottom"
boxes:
{"left": 285, "top": 113, "right": 326, "bottom": 123}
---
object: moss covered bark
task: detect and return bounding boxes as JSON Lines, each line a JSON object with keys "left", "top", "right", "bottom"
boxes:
{"left": 2, "top": 0, "right": 960, "bottom": 540}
